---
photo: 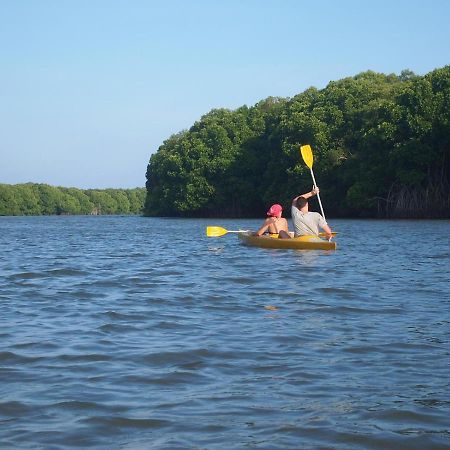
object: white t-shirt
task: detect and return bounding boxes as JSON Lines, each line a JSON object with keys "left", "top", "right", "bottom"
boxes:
{"left": 291, "top": 206, "right": 327, "bottom": 237}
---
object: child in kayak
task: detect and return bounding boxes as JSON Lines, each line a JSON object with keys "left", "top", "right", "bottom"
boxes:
{"left": 255, "top": 204, "right": 291, "bottom": 239}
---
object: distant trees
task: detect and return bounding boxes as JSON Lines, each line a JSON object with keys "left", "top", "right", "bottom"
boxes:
{"left": 0, "top": 183, "right": 146, "bottom": 216}
{"left": 145, "top": 66, "right": 450, "bottom": 218}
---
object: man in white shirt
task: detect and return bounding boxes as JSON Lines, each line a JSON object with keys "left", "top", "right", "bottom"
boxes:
{"left": 291, "top": 187, "right": 333, "bottom": 240}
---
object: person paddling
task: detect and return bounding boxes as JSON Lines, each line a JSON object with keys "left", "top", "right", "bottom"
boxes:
{"left": 255, "top": 204, "right": 291, "bottom": 239}
{"left": 291, "top": 187, "right": 333, "bottom": 240}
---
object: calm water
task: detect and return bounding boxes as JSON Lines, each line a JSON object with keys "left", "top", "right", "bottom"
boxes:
{"left": 0, "top": 216, "right": 449, "bottom": 449}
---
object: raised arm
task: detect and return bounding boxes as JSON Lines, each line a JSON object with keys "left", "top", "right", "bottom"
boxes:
{"left": 292, "top": 186, "right": 319, "bottom": 206}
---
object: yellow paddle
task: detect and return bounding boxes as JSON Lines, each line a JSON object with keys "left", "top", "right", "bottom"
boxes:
{"left": 206, "top": 226, "right": 248, "bottom": 237}
{"left": 300, "top": 144, "right": 326, "bottom": 221}
{"left": 207, "top": 225, "right": 337, "bottom": 238}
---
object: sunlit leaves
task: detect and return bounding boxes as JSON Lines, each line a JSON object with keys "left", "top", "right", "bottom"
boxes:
{"left": 145, "top": 66, "right": 450, "bottom": 218}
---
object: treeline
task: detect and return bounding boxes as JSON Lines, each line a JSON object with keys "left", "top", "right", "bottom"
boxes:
{"left": 0, "top": 183, "right": 146, "bottom": 216}
{"left": 145, "top": 66, "right": 450, "bottom": 218}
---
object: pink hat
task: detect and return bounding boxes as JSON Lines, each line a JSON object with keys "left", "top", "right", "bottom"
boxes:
{"left": 267, "top": 204, "right": 282, "bottom": 217}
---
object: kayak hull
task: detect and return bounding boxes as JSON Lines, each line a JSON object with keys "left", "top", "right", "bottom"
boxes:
{"left": 238, "top": 232, "right": 336, "bottom": 250}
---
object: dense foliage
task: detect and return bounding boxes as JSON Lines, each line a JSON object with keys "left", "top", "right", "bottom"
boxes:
{"left": 0, "top": 184, "right": 146, "bottom": 216}
{"left": 145, "top": 66, "right": 450, "bottom": 218}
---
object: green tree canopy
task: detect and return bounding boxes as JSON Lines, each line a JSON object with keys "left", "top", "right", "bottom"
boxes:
{"left": 145, "top": 66, "right": 450, "bottom": 218}
{"left": 0, "top": 184, "right": 146, "bottom": 216}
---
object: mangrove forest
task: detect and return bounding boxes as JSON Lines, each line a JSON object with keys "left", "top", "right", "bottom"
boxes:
{"left": 145, "top": 66, "right": 450, "bottom": 218}
{"left": 0, "top": 184, "right": 146, "bottom": 216}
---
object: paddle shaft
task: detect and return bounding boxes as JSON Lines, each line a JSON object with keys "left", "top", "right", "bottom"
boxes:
{"left": 309, "top": 168, "right": 326, "bottom": 221}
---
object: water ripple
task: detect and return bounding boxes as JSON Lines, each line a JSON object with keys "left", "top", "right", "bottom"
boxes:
{"left": 0, "top": 216, "right": 449, "bottom": 449}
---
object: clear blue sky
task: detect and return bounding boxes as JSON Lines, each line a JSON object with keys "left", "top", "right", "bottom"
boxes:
{"left": 1, "top": 0, "right": 449, "bottom": 189}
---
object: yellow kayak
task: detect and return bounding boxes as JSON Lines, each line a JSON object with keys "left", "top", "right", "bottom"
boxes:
{"left": 238, "top": 231, "right": 337, "bottom": 250}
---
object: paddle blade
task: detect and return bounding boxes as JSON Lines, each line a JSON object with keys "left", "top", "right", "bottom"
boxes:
{"left": 300, "top": 144, "right": 314, "bottom": 169}
{"left": 206, "top": 226, "right": 228, "bottom": 237}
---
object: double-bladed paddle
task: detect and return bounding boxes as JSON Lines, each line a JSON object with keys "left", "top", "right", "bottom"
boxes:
{"left": 207, "top": 225, "right": 336, "bottom": 238}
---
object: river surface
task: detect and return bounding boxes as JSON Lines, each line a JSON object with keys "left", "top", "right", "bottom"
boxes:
{"left": 0, "top": 216, "right": 449, "bottom": 449}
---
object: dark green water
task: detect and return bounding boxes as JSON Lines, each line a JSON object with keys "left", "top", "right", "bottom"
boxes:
{"left": 0, "top": 216, "right": 449, "bottom": 449}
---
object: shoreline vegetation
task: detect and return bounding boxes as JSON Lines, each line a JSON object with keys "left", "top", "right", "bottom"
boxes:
{"left": 145, "top": 66, "right": 450, "bottom": 219}
{"left": 2, "top": 67, "right": 448, "bottom": 219}
{"left": 0, "top": 183, "right": 146, "bottom": 216}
